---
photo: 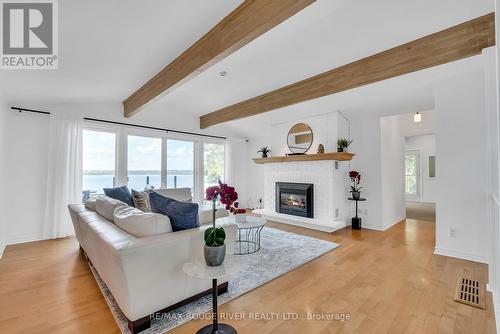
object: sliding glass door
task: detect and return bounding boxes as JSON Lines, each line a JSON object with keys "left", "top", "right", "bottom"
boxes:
{"left": 127, "top": 135, "right": 162, "bottom": 191}
{"left": 82, "top": 130, "right": 116, "bottom": 197}
{"left": 166, "top": 139, "right": 195, "bottom": 193}
{"left": 82, "top": 123, "right": 225, "bottom": 204}
{"left": 203, "top": 142, "right": 225, "bottom": 192}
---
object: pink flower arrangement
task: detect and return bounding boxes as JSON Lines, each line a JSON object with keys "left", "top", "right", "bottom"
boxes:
{"left": 349, "top": 170, "right": 362, "bottom": 192}
{"left": 206, "top": 181, "right": 246, "bottom": 215}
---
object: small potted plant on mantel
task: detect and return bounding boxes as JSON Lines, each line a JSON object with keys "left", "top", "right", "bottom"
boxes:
{"left": 337, "top": 138, "right": 353, "bottom": 152}
{"left": 349, "top": 170, "right": 362, "bottom": 200}
{"left": 257, "top": 146, "right": 271, "bottom": 158}
{"left": 205, "top": 182, "right": 246, "bottom": 266}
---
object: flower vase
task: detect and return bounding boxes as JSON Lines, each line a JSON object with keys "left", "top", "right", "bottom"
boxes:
{"left": 230, "top": 214, "right": 246, "bottom": 223}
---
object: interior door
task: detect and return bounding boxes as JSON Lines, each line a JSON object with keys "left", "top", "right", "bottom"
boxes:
{"left": 405, "top": 150, "right": 420, "bottom": 201}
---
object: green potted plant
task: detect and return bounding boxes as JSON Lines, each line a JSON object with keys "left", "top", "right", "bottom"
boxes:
{"left": 257, "top": 146, "right": 271, "bottom": 158}
{"left": 349, "top": 170, "right": 362, "bottom": 200}
{"left": 204, "top": 182, "right": 245, "bottom": 266}
{"left": 337, "top": 138, "right": 353, "bottom": 152}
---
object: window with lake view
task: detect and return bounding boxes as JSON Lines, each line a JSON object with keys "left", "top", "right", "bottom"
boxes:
{"left": 82, "top": 130, "right": 116, "bottom": 198}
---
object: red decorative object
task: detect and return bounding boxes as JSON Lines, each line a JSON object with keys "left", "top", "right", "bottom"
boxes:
{"left": 349, "top": 170, "right": 362, "bottom": 192}
{"left": 206, "top": 181, "right": 246, "bottom": 215}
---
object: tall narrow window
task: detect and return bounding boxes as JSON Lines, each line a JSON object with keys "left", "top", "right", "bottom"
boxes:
{"left": 82, "top": 130, "right": 116, "bottom": 197}
{"left": 405, "top": 150, "right": 420, "bottom": 200}
{"left": 167, "top": 139, "right": 194, "bottom": 192}
{"left": 203, "top": 143, "right": 225, "bottom": 193}
{"left": 128, "top": 135, "right": 162, "bottom": 191}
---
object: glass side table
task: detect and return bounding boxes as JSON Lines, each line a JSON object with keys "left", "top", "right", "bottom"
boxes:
{"left": 217, "top": 216, "right": 266, "bottom": 255}
{"left": 183, "top": 257, "right": 245, "bottom": 334}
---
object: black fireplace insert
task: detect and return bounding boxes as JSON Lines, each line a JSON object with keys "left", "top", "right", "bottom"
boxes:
{"left": 276, "top": 182, "right": 313, "bottom": 218}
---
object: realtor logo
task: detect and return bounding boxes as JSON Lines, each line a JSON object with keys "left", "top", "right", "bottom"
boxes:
{"left": 1, "top": 0, "right": 58, "bottom": 69}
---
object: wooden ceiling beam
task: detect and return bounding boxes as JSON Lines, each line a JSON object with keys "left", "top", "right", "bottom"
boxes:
{"left": 123, "top": 0, "right": 316, "bottom": 117}
{"left": 200, "top": 13, "right": 495, "bottom": 128}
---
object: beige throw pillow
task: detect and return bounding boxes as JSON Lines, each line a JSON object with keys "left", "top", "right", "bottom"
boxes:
{"left": 113, "top": 206, "right": 172, "bottom": 237}
{"left": 95, "top": 196, "right": 128, "bottom": 222}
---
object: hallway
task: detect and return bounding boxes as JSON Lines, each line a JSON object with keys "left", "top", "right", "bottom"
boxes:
{"left": 406, "top": 201, "right": 436, "bottom": 222}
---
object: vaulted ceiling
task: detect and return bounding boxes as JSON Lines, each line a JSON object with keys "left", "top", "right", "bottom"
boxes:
{"left": 0, "top": 0, "right": 494, "bottom": 138}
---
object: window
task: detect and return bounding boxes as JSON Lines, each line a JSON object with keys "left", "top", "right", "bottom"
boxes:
{"left": 82, "top": 122, "right": 227, "bottom": 204}
{"left": 127, "top": 135, "right": 162, "bottom": 191}
{"left": 203, "top": 143, "right": 225, "bottom": 192}
{"left": 82, "top": 130, "right": 116, "bottom": 197}
{"left": 405, "top": 151, "right": 420, "bottom": 199}
{"left": 166, "top": 139, "right": 194, "bottom": 192}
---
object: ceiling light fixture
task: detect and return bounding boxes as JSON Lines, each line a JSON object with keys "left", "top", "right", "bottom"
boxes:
{"left": 414, "top": 112, "right": 422, "bottom": 123}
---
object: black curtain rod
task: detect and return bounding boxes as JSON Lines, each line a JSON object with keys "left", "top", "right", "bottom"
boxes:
{"left": 11, "top": 106, "right": 227, "bottom": 140}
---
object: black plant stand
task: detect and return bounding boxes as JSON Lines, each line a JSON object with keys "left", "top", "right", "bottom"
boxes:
{"left": 348, "top": 197, "right": 366, "bottom": 230}
{"left": 196, "top": 279, "right": 237, "bottom": 334}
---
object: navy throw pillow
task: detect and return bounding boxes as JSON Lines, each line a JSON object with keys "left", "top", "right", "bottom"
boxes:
{"left": 149, "top": 192, "right": 199, "bottom": 232}
{"left": 103, "top": 186, "right": 134, "bottom": 207}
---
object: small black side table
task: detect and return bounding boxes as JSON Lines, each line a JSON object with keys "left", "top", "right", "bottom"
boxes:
{"left": 183, "top": 259, "right": 245, "bottom": 334}
{"left": 348, "top": 197, "right": 366, "bottom": 230}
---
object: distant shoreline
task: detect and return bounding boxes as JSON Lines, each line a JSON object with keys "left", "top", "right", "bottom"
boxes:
{"left": 83, "top": 170, "right": 192, "bottom": 175}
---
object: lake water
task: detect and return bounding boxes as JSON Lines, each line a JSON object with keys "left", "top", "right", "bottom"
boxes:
{"left": 83, "top": 174, "right": 194, "bottom": 193}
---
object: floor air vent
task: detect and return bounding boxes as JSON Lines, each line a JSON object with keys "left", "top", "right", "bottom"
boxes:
{"left": 454, "top": 277, "right": 485, "bottom": 309}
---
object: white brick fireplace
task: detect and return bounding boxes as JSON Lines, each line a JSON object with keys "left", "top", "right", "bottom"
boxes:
{"left": 254, "top": 160, "right": 348, "bottom": 232}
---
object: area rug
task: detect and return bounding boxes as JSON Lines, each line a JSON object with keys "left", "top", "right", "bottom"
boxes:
{"left": 88, "top": 227, "right": 340, "bottom": 333}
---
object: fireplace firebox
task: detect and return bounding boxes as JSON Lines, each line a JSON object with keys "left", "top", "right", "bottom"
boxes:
{"left": 276, "top": 182, "right": 313, "bottom": 218}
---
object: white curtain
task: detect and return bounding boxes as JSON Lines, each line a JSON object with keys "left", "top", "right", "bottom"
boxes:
{"left": 43, "top": 111, "right": 83, "bottom": 239}
{"left": 225, "top": 138, "right": 248, "bottom": 206}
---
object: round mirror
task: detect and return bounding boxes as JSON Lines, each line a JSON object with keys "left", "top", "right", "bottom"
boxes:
{"left": 287, "top": 123, "right": 313, "bottom": 154}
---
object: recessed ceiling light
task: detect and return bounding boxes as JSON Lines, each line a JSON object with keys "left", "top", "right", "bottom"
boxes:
{"left": 414, "top": 112, "right": 422, "bottom": 123}
{"left": 219, "top": 70, "right": 228, "bottom": 77}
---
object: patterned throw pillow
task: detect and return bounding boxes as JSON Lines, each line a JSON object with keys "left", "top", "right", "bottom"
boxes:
{"left": 132, "top": 189, "right": 151, "bottom": 212}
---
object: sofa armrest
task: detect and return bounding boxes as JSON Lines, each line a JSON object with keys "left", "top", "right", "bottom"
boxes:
{"left": 115, "top": 222, "right": 237, "bottom": 321}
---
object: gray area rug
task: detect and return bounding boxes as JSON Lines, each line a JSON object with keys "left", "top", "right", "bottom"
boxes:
{"left": 88, "top": 227, "right": 340, "bottom": 333}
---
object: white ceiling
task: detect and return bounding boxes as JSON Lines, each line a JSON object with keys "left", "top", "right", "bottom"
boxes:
{"left": 0, "top": 0, "right": 243, "bottom": 102}
{"left": 0, "top": 0, "right": 493, "bottom": 138}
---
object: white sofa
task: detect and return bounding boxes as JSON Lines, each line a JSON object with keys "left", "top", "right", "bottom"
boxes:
{"left": 68, "top": 199, "right": 236, "bottom": 333}
{"left": 152, "top": 188, "right": 228, "bottom": 224}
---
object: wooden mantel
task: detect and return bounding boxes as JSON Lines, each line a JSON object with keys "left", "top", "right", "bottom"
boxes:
{"left": 253, "top": 152, "right": 354, "bottom": 164}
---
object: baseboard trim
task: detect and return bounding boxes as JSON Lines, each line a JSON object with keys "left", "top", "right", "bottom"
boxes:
{"left": 383, "top": 216, "right": 406, "bottom": 231}
{"left": 0, "top": 241, "right": 5, "bottom": 259}
{"left": 434, "top": 247, "right": 488, "bottom": 264}
{"left": 362, "top": 217, "right": 405, "bottom": 232}
{"left": 7, "top": 234, "right": 45, "bottom": 246}
{"left": 360, "top": 223, "right": 385, "bottom": 231}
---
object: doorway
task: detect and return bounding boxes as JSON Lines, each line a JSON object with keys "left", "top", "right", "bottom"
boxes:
{"left": 405, "top": 135, "right": 436, "bottom": 222}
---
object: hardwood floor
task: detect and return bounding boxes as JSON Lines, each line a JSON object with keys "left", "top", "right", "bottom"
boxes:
{"left": 0, "top": 219, "right": 496, "bottom": 333}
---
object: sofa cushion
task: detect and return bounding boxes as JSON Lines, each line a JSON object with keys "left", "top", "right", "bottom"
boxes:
{"left": 113, "top": 206, "right": 172, "bottom": 237}
{"left": 149, "top": 192, "right": 199, "bottom": 231}
{"left": 153, "top": 188, "right": 192, "bottom": 203}
{"left": 95, "top": 196, "right": 128, "bottom": 222}
{"left": 103, "top": 186, "right": 135, "bottom": 207}
{"left": 198, "top": 204, "right": 229, "bottom": 225}
{"left": 132, "top": 189, "right": 151, "bottom": 212}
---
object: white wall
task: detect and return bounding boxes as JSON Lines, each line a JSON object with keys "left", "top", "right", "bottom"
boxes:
{"left": 405, "top": 135, "right": 437, "bottom": 202}
{"left": 434, "top": 69, "right": 489, "bottom": 263}
{"left": 348, "top": 115, "right": 383, "bottom": 229}
{"left": 4, "top": 111, "right": 50, "bottom": 245}
{"left": 380, "top": 115, "right": 406, "bottom": 229}
{"left": 2, "top": 102, "right": 247, "bottom": 245}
